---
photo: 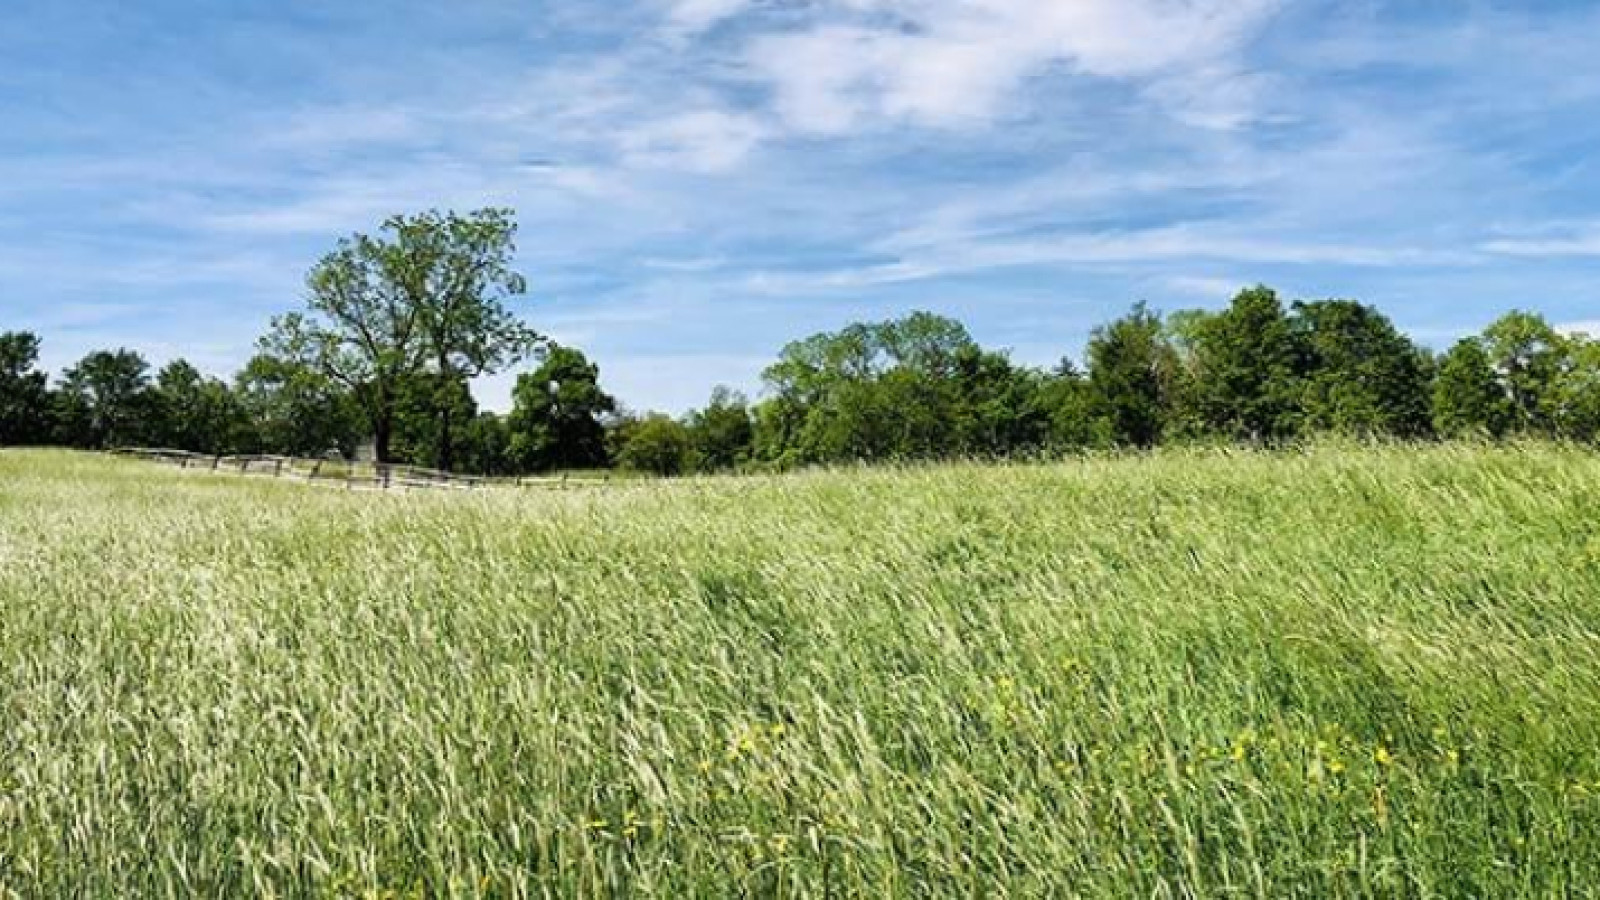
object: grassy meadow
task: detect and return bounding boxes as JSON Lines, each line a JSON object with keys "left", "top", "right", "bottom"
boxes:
{"left": 2, "top": 445, "right": 1600, "bottom": 897}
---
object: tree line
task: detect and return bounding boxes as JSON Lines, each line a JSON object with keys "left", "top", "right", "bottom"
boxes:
{"left": 4, "top": 210, "right": 1598, "bottom": 475}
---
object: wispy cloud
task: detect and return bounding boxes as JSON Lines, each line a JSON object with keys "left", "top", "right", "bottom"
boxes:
{"left": 1482, "top": 227, "right": 1600, "bottom": 258}
{"left": 6, "top": 0, "right": 1600, "bottom": 412}
{"left": 661, "top": 0, "right": 750, "bottom": 34}
{"left": 620, "top": 109, "right": 771, "bottom": 172}
{"left": 1163, "top": 275, "right": 1250, "bottom": 300}
{"left": 734, "top": 0, "right": 1282, "bottom": 135}
{"left": 743, "top": 226, "right": 1466, "bottom": 296}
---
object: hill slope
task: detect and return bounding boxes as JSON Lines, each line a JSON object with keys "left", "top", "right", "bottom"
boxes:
{"left": 2, "top": 446, "right": 1599, "bottom": 896}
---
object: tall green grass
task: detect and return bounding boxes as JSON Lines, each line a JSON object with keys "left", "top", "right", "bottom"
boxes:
{"left": 2, "top": 444, "right": 1599, "bottom": 897}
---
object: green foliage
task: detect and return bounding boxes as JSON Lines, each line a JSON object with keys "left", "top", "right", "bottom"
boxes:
{"left": 1481, "top": 310, "right": 1565, "bottom": 432}
{"left": 1552, "top": 335, "right": 1600, "bottom": 443}
{"left": 875, "top": 310, "right": 977, "bottom": 376}
{"left": 756, "top": 311, "right": 1049, "bottom": 465}
{"left": 15, "top": 266, "right": 1600, "bottom": 474}
{"left": 0, "top": 331, "right": 50, "bottom": 446}
{"left": 613, "top": 412, "right": 694, "bottom": 475}
{"left": 58, "top": 348, "right": 155, "bottom": 449}
{"left": 402, "top": 208, "right": 541, "bottom": 471}
{"left": 684, "top": 386, "right": 755, "bottom": 471}
{"left": 150, "top": 359, "right": 254, "bottom": 455}
{"left": 1034, "top": 361, "right": 1106, "bottom": 449}
{"left": 390, "top": 373, "right": 477, "bottom": 470}
{"left": 949, "top": 347, "right": 1051, "bottom": 455}
{"left": 1085, "top": 303, "right": 1175, "bottom": 447}
{"left": 507, "top": 346, "right": 616, "bottom": 472}
{"left": 235, "top": 354, "right": 364, "bottom": 458}
{"left": 1293, "top": 300, "right": 1434, "bottom": 438}
{"left": 263, "top": 208, "right": 537, "bottom": 464}
{"left": 456, "top": 412, "right": 514, "bottom": 477}
{"left": 1184, "top": 286, "right": 1304, "bottom": 441}
{"left": 651, "top": 295, "right": 1594, "bottom": 471}
{"left": 1431, "top": 339, "right": 1515, "bottom": 439}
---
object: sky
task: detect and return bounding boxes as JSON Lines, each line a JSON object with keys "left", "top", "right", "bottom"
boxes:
{"left": 3, "top": 0, "right": 1600, "bottom": 413}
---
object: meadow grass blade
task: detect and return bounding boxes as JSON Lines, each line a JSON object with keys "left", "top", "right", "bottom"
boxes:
{"left": 1, "top": 444, "right": 1597, "bottom": 897}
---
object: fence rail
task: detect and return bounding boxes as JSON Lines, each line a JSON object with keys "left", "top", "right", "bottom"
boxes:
{"left": 109, "top": 448, "right": 614, "bottom": 492}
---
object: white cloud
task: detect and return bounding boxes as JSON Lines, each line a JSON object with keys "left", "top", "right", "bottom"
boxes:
{"left": 1164, "top": 274, "right": 1246, "bottom": 299}
{"left": 663, "top": 0, "right": 752, "bottom": 34}
{"left": 741, "top": 0, "right": 1282, "bottom": 134}
{"left": 744, "top": 226, "right": 1462, "bottom": 295}
{"left": 956, "top": 228, "right": 1453, "bottom": 268}
{"left": 1141, "top": 64, "right": 1273, "bottom": 130}
{"left": 269, "top": 107, "right": 422, "bottom": 150}
{"left": 620, "top": 109, "right": 771, "bottom": 172}
{"left": 16, "top": 0, "right": 1595, "bottom": 416}
{"left": 1482, "top": 230, "right": 1600, "bottom": 258}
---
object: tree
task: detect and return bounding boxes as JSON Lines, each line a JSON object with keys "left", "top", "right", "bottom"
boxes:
{"left": 404, "top": 209, "right": 540, "bottom": 471}
{"left": 235, "top": 354, "right": 363, "bottom": 458}
{"left": 1550, "top": 334, "right": 1600, "bottom": 444}
{"left": 0, "top": 332, "right": 50, "bottom": 446}
{"left": 1480, "top": 311, "right": 1566, "bottom": 434}
{"left": 151, "top": 360, "right": 251, "bottom": 454}
{"left": 1293, "top": 300, "right": 1433, "bottom": 438}
{"left": 685, "top": 386, "right": 755, "bottom": 472}
{"left": 760, "top": 328, "right": 869, "bottom": 464}
{"left": 842, "top": 366, "right": 952, "bottom": 461}
{"left": 1035, "top": 360, "right": 1105, "bottom": 450}
{"left": 1186, "top": 287, "right": 1304, "bottom": 441}
{"left": 614, "top": 413, "right": 694, "bottom": 476}
{"left": 763, "top": 323, "right": 879, "bottom": 410}
{"left": 59, "top": 349, "right": 154, "bottom": 449}
{"left": 1432, "top": 338, "right": 1514, "bottom": 439}
{"left": 948, "top": 347, "right": 1049, "bottom": 456}
{"left": 876, "top": 311, "right": 979, "bottom": 378}
{"left": 507, "top": 346, "right": 616, "bottom": 472}
{"left": 457, "top": 412, "right": 513, "bottom": 476}
{"left": 263, "top": 208, "right": 537, "bottom": 464}
{"left": 759, "top": 311, "right": 983, "bottom": 464}
{"left": 391, "top": 373, "right": 477, "bottom": 469}
{"left": 750, "top": 395, "right": 808, "bottom": 467}
{"left": 1086, "top": 303, "right": 1176, "bottom": 448}
{"left": 1158, "top": 310, "right": 1214, "bottom": 441}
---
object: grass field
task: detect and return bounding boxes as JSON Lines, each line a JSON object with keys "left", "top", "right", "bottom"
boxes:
{"left": 3, "top": 445, "right": 1600, "bottom": 897}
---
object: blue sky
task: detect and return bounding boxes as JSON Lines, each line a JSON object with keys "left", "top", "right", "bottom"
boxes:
{"left": 4, "top": 0, "right": 1600, "bottom": 412}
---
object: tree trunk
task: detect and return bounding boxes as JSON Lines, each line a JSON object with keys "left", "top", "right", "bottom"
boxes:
{"left": 373, "top": 410, "right": 393, "bottom": 464}
{"left": 435, "top": 362, "right": 457, "bottom": 473}
{"left": 437, "top": 395, "right": 455, "bottom": 473}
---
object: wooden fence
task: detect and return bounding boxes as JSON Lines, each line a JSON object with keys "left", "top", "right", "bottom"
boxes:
{"left": 109, "top": 448, "right": 614, "bottom": 493}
